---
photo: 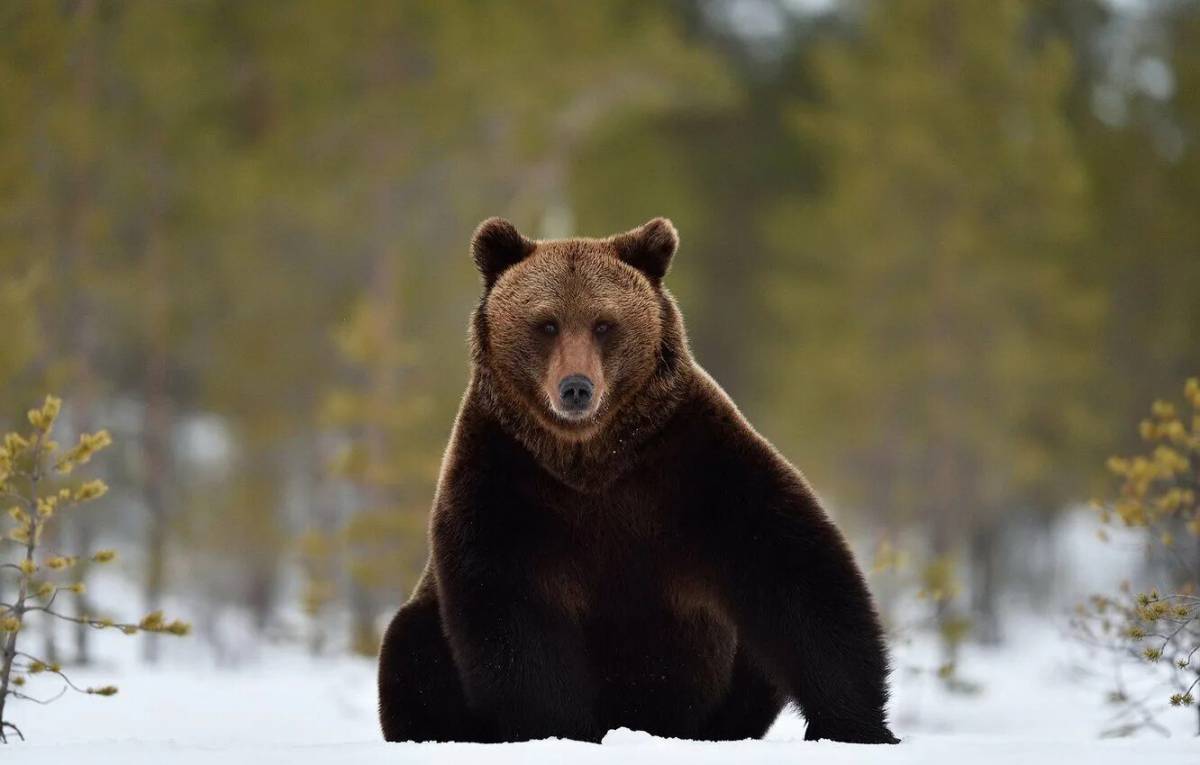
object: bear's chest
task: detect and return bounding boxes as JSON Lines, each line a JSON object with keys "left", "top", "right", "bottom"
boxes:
{"left": 537, "top": 525, "right": 738, "bottom": 731}
{"left": 531, "top": 489, "right": 735, "bottom": 654}
{"left": 519, "top": 474, "right": 739, "bottom": 732}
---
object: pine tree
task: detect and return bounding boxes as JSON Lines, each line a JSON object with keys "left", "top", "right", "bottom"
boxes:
{"left": 0, "top": 396, "right": 189, "bottom": 743}
{"left": 319, "top": 297, "right": 438, "bottom": 656}
{"left": 1073, "top": 377, "right": 1200, "bottom": 736}
{"left": 770, "top": 0, "right": 1103, "bottom": 648}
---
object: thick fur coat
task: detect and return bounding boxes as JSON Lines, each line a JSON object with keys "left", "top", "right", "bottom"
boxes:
{"left": 377, "top": 218, "right": 897, "bottom": 744}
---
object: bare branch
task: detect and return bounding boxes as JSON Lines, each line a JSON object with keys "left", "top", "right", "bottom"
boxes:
{"left": 8, "top": 685, "right": 68, "bottom": 705}
{"left": 0, "top": 720, "right": 24, "bottom": 743}
{"left": 0, "top": 491, "right": 33, "bottom": 509}
{"left": 13, "top": 653, "right": 94, "bottom": 696}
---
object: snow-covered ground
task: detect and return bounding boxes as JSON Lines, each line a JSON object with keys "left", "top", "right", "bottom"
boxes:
{"left": 4, "top": 511, "right": 1196, "bottom": 762}
{"left": 4, "top": 613, "right": 1196, "bottom": 764}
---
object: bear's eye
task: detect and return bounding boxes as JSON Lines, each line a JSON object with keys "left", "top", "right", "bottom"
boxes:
{"left": 539, "top": 320, "right": 559, "bottom": 336}
{"left": 594, "top": 321, "right": 612, "bottom": 336}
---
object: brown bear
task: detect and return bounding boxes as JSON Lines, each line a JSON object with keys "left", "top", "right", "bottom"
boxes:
{"left": 377, "top": 217, "right": 897, "bottom": 745}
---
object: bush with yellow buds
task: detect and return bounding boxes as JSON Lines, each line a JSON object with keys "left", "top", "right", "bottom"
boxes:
{"left": 1073, "top": 378, "right": 1200, "bottom": 736}
{"left": 0, "top": 395, "right": 190, "bottom": 743}
{"left": 867, "top": 539, "right": 979, "bottom": 695}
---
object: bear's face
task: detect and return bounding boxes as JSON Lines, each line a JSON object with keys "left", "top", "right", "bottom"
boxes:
{"left": 472, "top": 217, "right": 679, "bottom": 442}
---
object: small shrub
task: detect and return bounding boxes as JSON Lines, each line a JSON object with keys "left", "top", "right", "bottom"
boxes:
{"left": 1072, "top": 378, "right": 1200, "bottom": 736}
{"left": 0, "top": 396, "right": 190, "bottom": 742}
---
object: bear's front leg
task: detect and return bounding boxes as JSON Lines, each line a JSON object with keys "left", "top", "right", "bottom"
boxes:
{"left": 436, "top": 565, "right": 600, "bottom": 741}
{"left": 432, "top": 495, "right": 601, "bottom": 742}
{"left": 703, "top": 466, "right": 899, "bottom": 744}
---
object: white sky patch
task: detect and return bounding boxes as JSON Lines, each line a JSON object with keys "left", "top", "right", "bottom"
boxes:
{"left": 783, "top": 0, "right": 838, "bottom": 14}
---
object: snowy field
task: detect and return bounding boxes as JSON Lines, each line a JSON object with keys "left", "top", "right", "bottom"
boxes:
{"left": 4, "top": 613, "right": 1196, "bottom": 764}
{"left": 5, "top": 513, "right": 1198, "bottom": 763}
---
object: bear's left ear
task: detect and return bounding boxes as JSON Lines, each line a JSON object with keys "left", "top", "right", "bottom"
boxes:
{"left": 611, "top": 217, "right": 678, "bottom": 285}
{"left": 472, "top": 217, "right": 536, "bottom": 290}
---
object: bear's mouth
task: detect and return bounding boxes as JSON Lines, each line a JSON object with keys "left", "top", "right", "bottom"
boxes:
{"left": 543, "top": 370, "right": 606, "bottom": 427}
{"left": 541, "top": 383, "right": 609, "bottom": 433}
{"left": 547, "top": 395, "right": 604, "bottom": 424}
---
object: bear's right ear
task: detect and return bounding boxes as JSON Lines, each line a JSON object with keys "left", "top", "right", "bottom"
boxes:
{"left": 471, "top": 217, "right": 535, "bottom": 290}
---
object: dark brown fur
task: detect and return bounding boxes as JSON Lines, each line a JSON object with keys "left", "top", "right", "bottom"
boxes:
{"left": 378, "top": 218, "right": 897, "bottom": 744}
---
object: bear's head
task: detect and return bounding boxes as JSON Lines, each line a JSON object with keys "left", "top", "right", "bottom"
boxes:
{"left": 471, "top": 217, "right": 682, "bottom": 443}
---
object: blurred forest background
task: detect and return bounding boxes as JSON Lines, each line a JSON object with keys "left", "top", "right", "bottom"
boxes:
{"left": 1, "top": 0, "right": 1198, "bottom": 668}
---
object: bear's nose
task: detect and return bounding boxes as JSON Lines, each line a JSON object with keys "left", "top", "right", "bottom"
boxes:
{"left": 558, "top": 374, "right": 594, "bottom": 412}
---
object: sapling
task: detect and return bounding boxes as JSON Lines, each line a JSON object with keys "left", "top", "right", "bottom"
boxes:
{"left": 1073, "top": 378, "right": 1200, "bottom": 736}
{"left": 0, "top": 395, "right": 189, "bottom": 742}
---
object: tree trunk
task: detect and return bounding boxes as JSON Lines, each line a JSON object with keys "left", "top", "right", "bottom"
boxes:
{"left": 349, "top": 187, "right": 401, "bottom": 656}
{"left": 969, "top": 523, "right": 1001, "bottom": 645}
{"left": 140, "top": 218, "right": 172, "bottom": 664}
{"left": 64, "top": 0, "right": 100, "bottom": 667}
{"left": 349, "top": 581, "right": 379, "bottom": 658}
{"left": 248, "top": 561, "right": 276, "bottom": 635}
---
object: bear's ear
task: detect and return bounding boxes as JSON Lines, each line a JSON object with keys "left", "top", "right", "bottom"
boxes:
{"left": 611, "top": 217, "right": 678, "bottom": 285}
{"left": 472, "top": 217, "right": 535, "bottom": 289}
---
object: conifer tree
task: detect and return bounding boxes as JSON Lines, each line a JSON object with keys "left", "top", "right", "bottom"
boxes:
{"left": 318, "top": 297, "right": 438, "bottom": 656}
{"left": 1079, "top": 2, "right": 1200, "bottom": 444}
{"left": 1074, "top": 378, "right": 1200, "bottom": 736}
{"left": 296, "top": 0, "right": 728, "bottom": 654}
{"left": 771, "top": 0, "right": 1102, "bottom": 646}
{"left": 0, "top": 396, "right": 189, "bottom": 743}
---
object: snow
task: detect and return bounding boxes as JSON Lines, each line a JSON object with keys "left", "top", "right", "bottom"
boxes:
{"left": 4, "top": 612, "right": 1197, "bottom": 764}
{"left": 8, "top": 736, "right": 1191, "bottom": 765}
{"left": 3, "top": 512, "right": 1196, "bottom": 762}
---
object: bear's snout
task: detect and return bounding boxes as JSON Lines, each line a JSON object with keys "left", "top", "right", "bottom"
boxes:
{"left": 558, "top": 374, "right": 594, "bottom": 413}
{"left": 543, "top": 329, "right": 605, "bottom": 424}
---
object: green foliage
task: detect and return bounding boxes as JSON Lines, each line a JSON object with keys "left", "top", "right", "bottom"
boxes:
{"left": 870, "top": 539, "right": 979, "bottom": 694}
{"left": 1, "top": 0, "right": 1199, "bottom": 670}
{"left": 770, "top": 0, "right": 1102, "bottom": 527}
{"left": 1096, "top": 378, "right": 1200, "bottom": 537}
{"left": 306, "top": 297, "right": 436, "bottom": 655}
